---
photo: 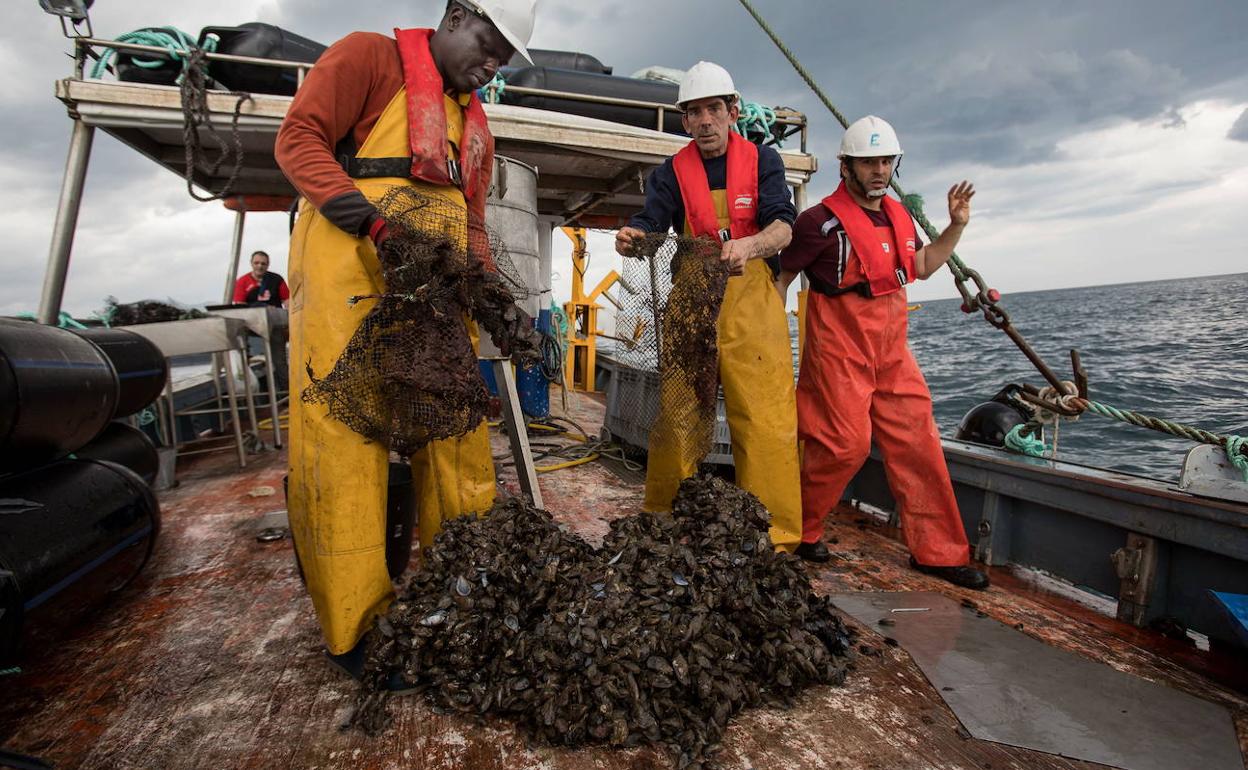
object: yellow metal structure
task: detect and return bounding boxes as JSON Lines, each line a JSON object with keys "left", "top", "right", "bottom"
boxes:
{"left": 561, "top": 227, "right": 618, "bottom": 391}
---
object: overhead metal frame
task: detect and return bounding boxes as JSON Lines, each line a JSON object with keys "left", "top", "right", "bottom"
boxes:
{"left": 39, "top": 37, "right": 817, "bottom": 322}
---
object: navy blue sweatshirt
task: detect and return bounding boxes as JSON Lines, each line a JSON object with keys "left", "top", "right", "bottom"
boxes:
{"left": 627, "top": 143, "right": 796, "bottom": 234}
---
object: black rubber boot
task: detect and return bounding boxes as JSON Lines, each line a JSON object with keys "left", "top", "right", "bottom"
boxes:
{"left": 325, "top": 639, "right": 419, "bottom": 695}
{"left": 794, "top": 540, "right": 831, "bottom": 563}
{"left": 909, "top": 556, "right": 990, "bottom": 590}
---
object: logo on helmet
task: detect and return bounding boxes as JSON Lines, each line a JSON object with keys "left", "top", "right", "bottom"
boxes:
{"left": 869, "top": 133, "right": 880, "bottom": 146}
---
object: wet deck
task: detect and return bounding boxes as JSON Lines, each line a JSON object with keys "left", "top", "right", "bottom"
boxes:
{"left": 2, "top": 392, "right": 1246, "bottom": 769}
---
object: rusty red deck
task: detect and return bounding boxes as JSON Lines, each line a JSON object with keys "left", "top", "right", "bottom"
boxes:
{"left": 2, "top": 392, "right": 1245, "bottom": 769}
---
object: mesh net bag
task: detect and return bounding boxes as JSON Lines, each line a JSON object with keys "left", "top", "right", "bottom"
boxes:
{"left": 618, "top": 233, "right": 729, "bottom": 471}
{"left": 302, "top": 187, "right": 539, "bottom": 456}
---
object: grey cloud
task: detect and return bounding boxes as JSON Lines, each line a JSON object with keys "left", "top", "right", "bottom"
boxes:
{"left": 6, "top": 0, "right": 1248, "bottom": 315}
{"left": 1230, "top": 108, "right": 1248, "bottom": 142}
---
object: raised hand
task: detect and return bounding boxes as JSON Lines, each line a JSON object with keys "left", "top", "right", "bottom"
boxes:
{"left": 947, "top": 181, "right": 975, "bottom": 227}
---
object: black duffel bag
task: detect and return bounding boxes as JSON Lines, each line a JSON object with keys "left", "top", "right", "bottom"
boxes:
{"left": 199, "top": 22, "right": 326, "bottom": 96}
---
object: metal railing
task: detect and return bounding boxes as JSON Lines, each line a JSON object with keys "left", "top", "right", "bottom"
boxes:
{"left": 71, "top": 36, "right": 314, "bottom": 87}
{"left": 485, "top": 82, "right": 808, "bottom": 152}
{"left": 71, "top": 36, "right": 809, "bottom": 152}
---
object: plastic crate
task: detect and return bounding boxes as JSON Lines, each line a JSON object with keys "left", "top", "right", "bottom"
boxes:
{"left": 601, "top": 357, "right": 734, "bottom": 466}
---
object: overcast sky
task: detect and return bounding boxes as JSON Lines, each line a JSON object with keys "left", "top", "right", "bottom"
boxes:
{"left": 2, "top": 0, "right": 1246, "bottom": 320}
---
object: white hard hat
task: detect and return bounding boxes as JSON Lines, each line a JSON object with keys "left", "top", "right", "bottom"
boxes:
{"left": 838, "top": 115, "right": 904, "bottom": 158}
{"left": 677, "top": 61, "right": 739, "bottom": 107}
{"left": 462, "top": 0, "right": 538, "bottom": 64}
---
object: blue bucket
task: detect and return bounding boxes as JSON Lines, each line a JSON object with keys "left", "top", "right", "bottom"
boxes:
{"left": 518, "top": 309, "right": 552, "bottom": 419}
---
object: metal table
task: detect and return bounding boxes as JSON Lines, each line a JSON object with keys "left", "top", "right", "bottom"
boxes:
{"left": 208, "top": 305, "right": 287, "bottom": 448}
{"left": 127, "top": 316, "right": 257, "bottom": 468}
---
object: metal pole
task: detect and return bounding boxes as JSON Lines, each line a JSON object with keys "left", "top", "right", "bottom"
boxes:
{"left": 37, "top": 119, "right": 95, "bottom": 324}
{"left": 237, "top": 337, "right": 260, "bottom": 446}
{"left": 262, "top": 333, "right": 282, "bottom": 448}
{"left": 493, "top": 359, "right": 544, "bottom": 508}
{"left": 794, "top": 183, "right": 809, "bottom": 292}
{"left": 223, "top": 209, "right": 246, "bottom": 304}
{"left": 536, "top": 218, "right": 554, "bottom": 316}
{"left": 648, "top": 254, "right": 662, "bottom": 371}
{"left": 219, "top": 350, "right": 248, "bottom": 469}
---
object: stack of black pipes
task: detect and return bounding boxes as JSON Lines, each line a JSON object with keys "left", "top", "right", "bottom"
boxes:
{"left": 0, "top": 318, "right": 167, "bottom": 666}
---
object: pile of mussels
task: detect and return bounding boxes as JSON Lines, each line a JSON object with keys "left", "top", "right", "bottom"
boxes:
{"left": 352, "top": 475, "right": 856, "bottom": 768}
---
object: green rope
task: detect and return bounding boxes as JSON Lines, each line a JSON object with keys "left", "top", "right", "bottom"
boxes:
{"left": 89, "top": 27, "right": 216, "bottom": 81}
{"left": 478, "top": 73, "right": 506, "bottom": 104}
{"left": 733, "top": 0, "right": 852, "bottom": 128}
{"left": 736, "top": 101, "right": 778, "bottom": 144}
{"left": 1004, "top": 424, "right": 1047, "bottom": 458}
{"left": 550, "top": 302, "right": 569, "bottom": 341}
{"left": 0, "top": 666, "right": 20, "bottom": 677}
{"left": 1080, "top": 399, "right": 1248, "bottom": 481}
{"left": 137, "top": 406, "right": 158, "bottom": 427}
{"left": 15, "top": 311, "right": 87, "bottom": 329}
{"left": 1227, "top": 436, "right": 1248, "bottom": 480}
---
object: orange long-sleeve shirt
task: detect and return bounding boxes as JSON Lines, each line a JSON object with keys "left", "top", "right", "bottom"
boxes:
{"left": 275, "top": 31, "right": 408, "bottom": 236}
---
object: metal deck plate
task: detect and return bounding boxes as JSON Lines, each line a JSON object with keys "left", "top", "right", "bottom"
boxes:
{"left": 832, "top": 592, "right": 1245, "bottom": 770}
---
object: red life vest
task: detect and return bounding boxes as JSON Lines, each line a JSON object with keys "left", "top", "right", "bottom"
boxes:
{"left": 672, "top": 132, "right": 760, "bottom": 242}
{"left": 393, "top": 28, "right": 494, "bottom": 213}
{"left": 821, "top": 181, "right": 917, "bottom": 297}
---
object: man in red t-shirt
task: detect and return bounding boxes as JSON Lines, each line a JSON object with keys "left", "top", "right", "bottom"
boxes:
{"left": 775, "top": 115, "right": 988, "bottom": 590}
{"left": 233, "top": 250, "right": 289, "bottom": 390}
{"left": 233, "top": 250, "right": 290, "bottom": 308}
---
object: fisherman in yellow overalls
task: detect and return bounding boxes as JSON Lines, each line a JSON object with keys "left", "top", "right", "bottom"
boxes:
{"left": 274, "top": 1, "right": 538, "bottom": 679}
{"left": 614, "top": 62, "right": 803, "bottom": 554}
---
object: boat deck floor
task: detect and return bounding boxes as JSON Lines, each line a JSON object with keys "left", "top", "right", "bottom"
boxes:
{"left": 2, "top": 392, "right": 1246, "bottom": 770}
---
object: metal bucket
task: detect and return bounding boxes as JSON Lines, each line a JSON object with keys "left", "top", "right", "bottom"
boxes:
{"left": 485, "top": 155, "right": 542, "bottom": 317}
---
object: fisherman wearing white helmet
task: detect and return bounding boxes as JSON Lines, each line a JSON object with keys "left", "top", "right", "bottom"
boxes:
{"left": 615, "top": 61, "right": 803, "bottom": 554}
{"left": 775, "top": 116, "right": 988, "bottom": 589}
{"left": 275, "top": 0, "right": 539, "bottom": 681}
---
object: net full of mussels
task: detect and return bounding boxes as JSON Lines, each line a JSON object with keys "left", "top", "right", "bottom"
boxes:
{"left": 351, "top": 475, "right": 856, "bottom": 768}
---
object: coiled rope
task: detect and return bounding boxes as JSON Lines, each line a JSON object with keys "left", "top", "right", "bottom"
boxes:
{"left": 89, "top": 27, "right": 214, "bottom": 80}
{"left": 1004, "top": 424, "right": 1047, "bottom": 458}
{"left": 494, "top": 415, "right": 643, "bottom": 474}
{"left": 539, "top": 319, "right": 564, "bottom": 384}
{"left": 736, "top": 101, "right": 778, "bottom": 144}
{"left": 87, "top": 27, "right": 249, "bottom": 202}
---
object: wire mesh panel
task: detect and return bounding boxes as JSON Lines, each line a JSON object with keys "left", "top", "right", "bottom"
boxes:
{"left": 615, "top": 234, "right": 729, "bottom": 472}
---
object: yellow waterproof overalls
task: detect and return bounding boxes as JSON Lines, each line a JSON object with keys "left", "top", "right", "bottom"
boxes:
{"left": 287, "top": 89, "right": 495, "bottom": 654}
{"left": 642, "top": 191, "right": 803, "bottom": 552}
